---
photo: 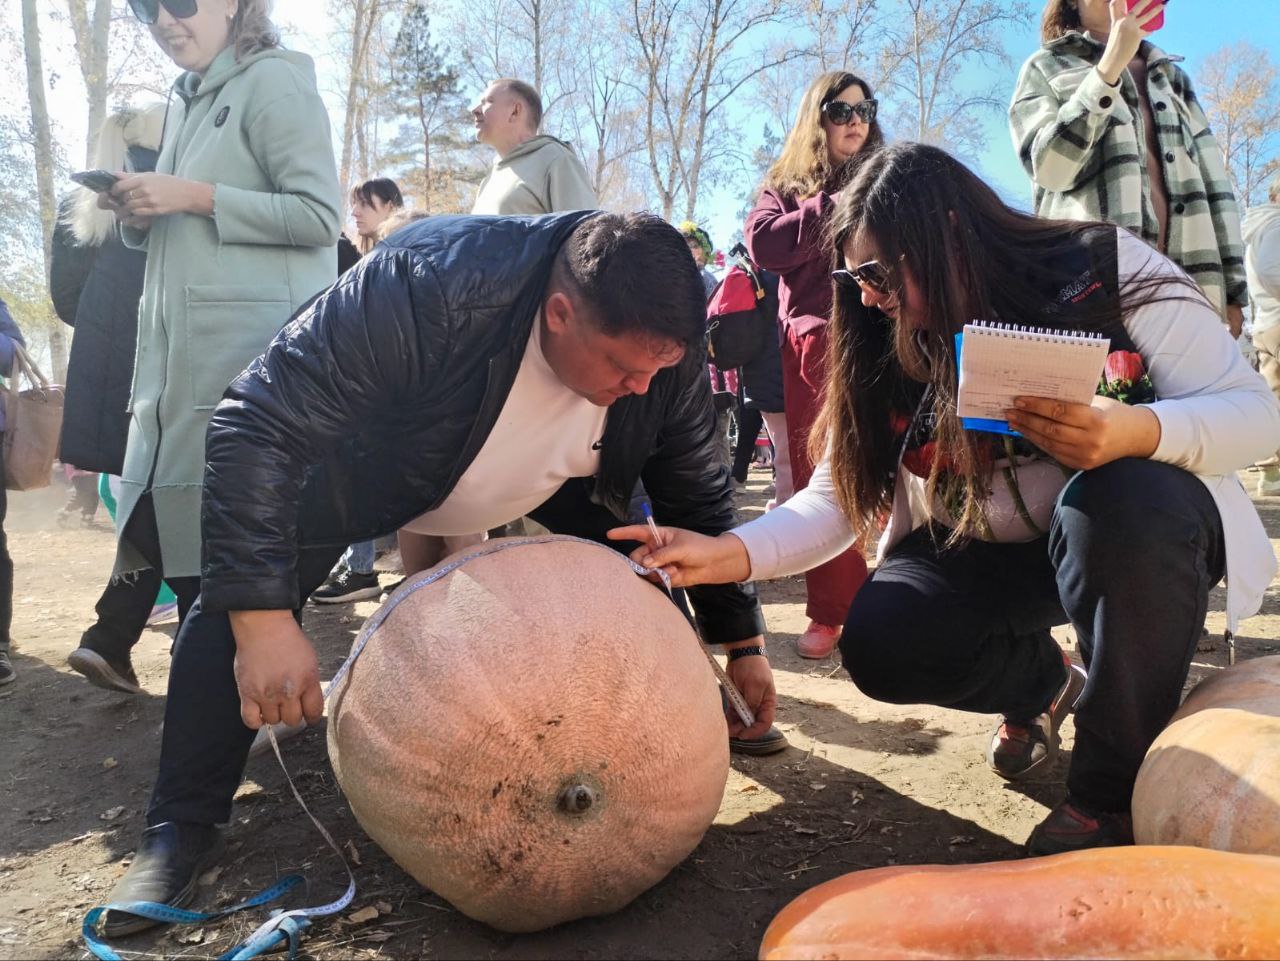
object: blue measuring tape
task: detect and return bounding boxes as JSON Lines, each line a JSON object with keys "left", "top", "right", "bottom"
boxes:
{"left": 82, "top": 535, "right": 657, "bottom": 960}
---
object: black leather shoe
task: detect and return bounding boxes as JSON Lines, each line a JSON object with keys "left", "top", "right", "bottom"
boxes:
{"left": 729, "top": 725, "right": 789, "bottom": 756}
{"left": 98, "top": 822, "right": 224, "bottom": 938}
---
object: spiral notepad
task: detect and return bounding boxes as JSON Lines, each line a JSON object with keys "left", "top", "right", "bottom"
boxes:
{"left": 956, "top": 322, "right": 1110, "bottom": 435}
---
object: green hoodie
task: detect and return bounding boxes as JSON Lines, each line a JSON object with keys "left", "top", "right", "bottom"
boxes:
{"left": 471, "top": 135, "right": 598, "bottom": 215}
{"left": 117, "top": 45, "right": 341, "bottom": 579}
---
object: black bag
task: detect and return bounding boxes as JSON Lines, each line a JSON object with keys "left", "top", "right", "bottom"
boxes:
{"left": 705, "top": 244, "right": 778, "bottom": 371}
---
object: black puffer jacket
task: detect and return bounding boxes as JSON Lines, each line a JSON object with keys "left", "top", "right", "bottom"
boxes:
{"left": 49, "top": 145, "right": 158, "bottom": 474}
{"left": 201, "top": 213, "right": 764, "bottom": 643}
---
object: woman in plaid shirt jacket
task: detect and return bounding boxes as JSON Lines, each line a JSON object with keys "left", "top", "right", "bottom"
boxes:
{"left": 1009, "top": 0, "right": 1248, "bottom": 335}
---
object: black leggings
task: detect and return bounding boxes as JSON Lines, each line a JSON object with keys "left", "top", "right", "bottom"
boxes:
{"left": 841, "top": 458, "right": 1223, "bottom": 812}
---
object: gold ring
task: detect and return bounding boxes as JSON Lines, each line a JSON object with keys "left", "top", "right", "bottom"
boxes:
{"left": 130, "top": 190, "right": 137, "bottom": 201}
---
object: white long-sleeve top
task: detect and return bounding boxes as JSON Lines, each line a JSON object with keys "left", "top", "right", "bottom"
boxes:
{"left": 735, "top": 229, "right": 1280, "bottom": 631}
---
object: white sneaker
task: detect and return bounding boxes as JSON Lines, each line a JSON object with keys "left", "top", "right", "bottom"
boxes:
{"left": 1257, "top": 469, "right": 1280, "bottom": 497}
{"left": 146, "top": 601, "right": 179, "bottom": 626}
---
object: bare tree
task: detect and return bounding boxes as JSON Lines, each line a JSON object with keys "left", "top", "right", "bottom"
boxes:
{"left": 330, "top": 0, "right": 394, "bottom": 191}
{"left": 1198, "top": 42, "right": 1280, "bottom": 209}
{"left": 443, "top": 0, "right": 574, "bottom": 116}
{"left": 64, "top": 0, "right": 112, "bottom": 165}
{"left": 553, "top": 0, "right": 648, "bottom": 206}
{"left": 748, "top": 0, "right": 886, "bottom": 140}
{"left": 20, "top": 0, "right": 68, "bottom": 377}
{"left": 877, "top": 0, "right": 1030, "bottom": 156}
{"left": 629, "top": 0, "right": 803, "bottom": 221}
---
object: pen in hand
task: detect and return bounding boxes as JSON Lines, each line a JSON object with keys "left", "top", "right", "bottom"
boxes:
{"left": 642, "top": 501, "right": 664, "bottom": 551}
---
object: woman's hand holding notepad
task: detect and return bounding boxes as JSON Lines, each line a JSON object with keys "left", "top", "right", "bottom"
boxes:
{"left": 956, "top": 323, "right": 1110, "bottom": 433}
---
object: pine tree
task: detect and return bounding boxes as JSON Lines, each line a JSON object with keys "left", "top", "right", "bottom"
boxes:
{"left": 385, "top": 3, "right": 472, "bottom": 210}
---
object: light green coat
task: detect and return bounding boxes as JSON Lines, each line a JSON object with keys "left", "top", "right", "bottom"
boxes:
{"left": 118, "top": 45, "right": 341, "bottom": 578}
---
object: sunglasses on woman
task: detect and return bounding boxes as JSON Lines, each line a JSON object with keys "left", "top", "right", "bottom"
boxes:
{"left": 127, "top": 0, "right": 199, "bottom": 24}
{"left": 821, "top": 99, "right": 878, "bottom": 126}
{"left": 833, "top": 258, "right": 895, "bottom": 296}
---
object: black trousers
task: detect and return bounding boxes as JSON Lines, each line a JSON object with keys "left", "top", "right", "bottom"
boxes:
{"left": 78, "top": 566, "right": 167, "bottom": 659}
{"left": 119, "top": 493, "right": 201, "bottom": 625}
{"left": 149, "top": 478, "right": 647, "bottom": 827}
{"left": 841, "top": 459, "right": 1223, "bottom": 813}
{"left": 732, "top": 404, "right": 765, "bottom": 484}
{"left": 0, "top": 440, "right": 11, "bottom": 653}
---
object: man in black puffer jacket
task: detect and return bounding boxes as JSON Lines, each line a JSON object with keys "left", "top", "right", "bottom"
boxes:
{"left": 100, "top": 212, "right": 781, "bottom": 938}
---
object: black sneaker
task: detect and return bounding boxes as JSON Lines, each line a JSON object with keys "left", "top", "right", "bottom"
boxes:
{"left": 987, "top": 657, "right": 1087, "bottom": 781}
{"left": 0, "top": 651, "right": 14, "bottom": 686}
{"left": 311, "top": 568, "right": 382, "bottom": 604}
{"left": 68, "top": 647, "right": 143, "bottom": 695}
{"left": 729, "top": 725, "right": 789, "bottom": 756}
{"left": 1026, "top": 799, "right": 1134, "bottom": 856}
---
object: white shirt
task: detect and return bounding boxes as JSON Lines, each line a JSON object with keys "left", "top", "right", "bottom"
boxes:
{"left": 402, "top": 315, "right": 607, "bottom": 535}
{"left": 734, "top": 229, "right": 1280, "bottom": 631}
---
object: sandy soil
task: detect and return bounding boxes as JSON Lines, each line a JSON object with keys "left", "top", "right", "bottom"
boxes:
{"left": 1, "top": 468, "right": 1277, "bottom": 960}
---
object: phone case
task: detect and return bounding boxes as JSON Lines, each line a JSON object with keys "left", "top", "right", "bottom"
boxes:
{"left": 1127, "top": 0, "right": 1165, "bottom": 31}
{"left": 71, "top": 170, "right": 119, "bottom": 193}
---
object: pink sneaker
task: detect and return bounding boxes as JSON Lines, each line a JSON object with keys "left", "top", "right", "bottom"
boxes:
{"left": 796, "top": 621, "right": 840, "bottom": 659}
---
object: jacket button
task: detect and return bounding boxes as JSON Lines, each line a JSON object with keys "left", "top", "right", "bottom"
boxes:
{"left": 1100, "top": 96, "right": 1113, "bottom": 108}
{"left": 1165, "top": 151, "right": 1175, "bottom": 163}
{"left": 1174, "top": 202, "right": 1186, "bottom": 214}
{"left": 1155, "top": 101, "right": 1167, "bottom": 110}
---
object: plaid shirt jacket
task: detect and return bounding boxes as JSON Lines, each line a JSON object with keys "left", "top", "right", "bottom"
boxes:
{"left": 1009, "top": 31, "right": 1247, "bottom": 313}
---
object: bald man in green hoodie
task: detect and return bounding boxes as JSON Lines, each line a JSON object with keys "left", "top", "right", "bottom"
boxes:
{"left": 469, "top": 78, "right": 598, "bottom": 215}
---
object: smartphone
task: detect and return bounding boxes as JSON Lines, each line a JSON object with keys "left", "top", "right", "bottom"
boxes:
{"left": 1127, "top": 0, "right": 1167, "bottom": 32}
{"left": 71, "top": 169, "right": 120, "bottom": 193}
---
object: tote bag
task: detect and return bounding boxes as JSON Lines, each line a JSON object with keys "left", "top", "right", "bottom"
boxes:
{"left": 3, "top": 344, "right": 65, "bottom": 490}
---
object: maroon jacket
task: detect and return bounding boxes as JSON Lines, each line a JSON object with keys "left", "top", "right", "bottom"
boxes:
{"left": 745, "top": 186, "right": 837, "bottom": 337}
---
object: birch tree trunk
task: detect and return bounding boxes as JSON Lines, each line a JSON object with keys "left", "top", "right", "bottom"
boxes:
{"left": 20, "top": 0, "right": 68, "bottom": 380}
{"left": 66, "top": 0, "right": 113, "bottom": 166}
{"left": 337, "top": 0, "right": 386, "bottom": 191}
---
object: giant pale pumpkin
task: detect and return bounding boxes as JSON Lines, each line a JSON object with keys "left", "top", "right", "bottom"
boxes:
{"left": 759, "top": 846, "right": 1280, "bottom": 960}
{"left": 327, "top": 536, "right": 730, "bottom": 932}
{"left": 1132, "top": 655, "right": 1280, "bottom": 855}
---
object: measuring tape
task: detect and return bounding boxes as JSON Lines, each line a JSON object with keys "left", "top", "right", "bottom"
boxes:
{"left": 82, "top": 534, "right": 754, "bottom": 959}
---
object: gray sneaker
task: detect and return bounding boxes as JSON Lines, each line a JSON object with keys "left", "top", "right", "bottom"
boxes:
{"left": 987, "top": 659, "right": 1087, "bottom": 781}
{"left": 0, "top": 651, "right": 14, "bottom": 686}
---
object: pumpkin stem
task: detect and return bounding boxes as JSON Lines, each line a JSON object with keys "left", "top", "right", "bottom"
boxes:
{"left": 558, "top": 783, "right": 596, "bottom": 814}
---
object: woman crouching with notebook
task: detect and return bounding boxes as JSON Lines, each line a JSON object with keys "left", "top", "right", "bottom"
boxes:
{"left": 611, "top": 142, "right": 1279, "bottom": 856}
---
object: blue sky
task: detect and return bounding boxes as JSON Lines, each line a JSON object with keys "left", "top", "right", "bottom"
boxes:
{"left": 199, "top": 2, "right": 1280, "bottom": 248}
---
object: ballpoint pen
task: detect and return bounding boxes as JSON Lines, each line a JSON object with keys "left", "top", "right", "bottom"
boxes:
{"left": 641, "top": 501, "right": 756, "bottom": 728}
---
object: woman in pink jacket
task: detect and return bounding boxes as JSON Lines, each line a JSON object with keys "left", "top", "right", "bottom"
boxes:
{"left": 745, "top": 70, "right": 883, "bottom": 657}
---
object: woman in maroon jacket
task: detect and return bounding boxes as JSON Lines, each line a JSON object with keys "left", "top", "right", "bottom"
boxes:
{"left": 746, "top": 70, "right": 884, "bottom": 658}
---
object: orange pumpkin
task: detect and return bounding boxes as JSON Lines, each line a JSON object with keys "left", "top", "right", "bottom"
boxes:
{"left": 327, "top": 536, "right": 730, "bottom": 932}
{"left": 759, "top": 847, "right": 1280, "bottom": 960}
{"left": 1132, "top": 655, "right": 1280, "bottom": 855}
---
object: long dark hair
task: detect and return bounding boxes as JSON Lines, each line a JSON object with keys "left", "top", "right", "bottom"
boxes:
{"left": 812, "top": 142, "right": 1206, "bottom": 543}
{"left": 350, "top": 177, "right": 404, "bottom": 252}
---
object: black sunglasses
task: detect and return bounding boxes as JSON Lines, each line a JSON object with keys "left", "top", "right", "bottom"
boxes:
{"left": 833, "top": 258, "right": 896, "bottom": 296}
{"left": 128, "top": 0, "right": 199, "bottom": 24}
{"left": 821, "top": 98, "right": 878, "bottom": 127}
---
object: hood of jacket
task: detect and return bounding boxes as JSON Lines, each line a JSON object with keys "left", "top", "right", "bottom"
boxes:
{"left": 174, "top": 45, "right": 316, "bottom": 103}
{"left": 496, "top": 134, "right": 579, "bottom": 168}
{"left": 1243, "top": 204, "right": 1280, "bottom": 245}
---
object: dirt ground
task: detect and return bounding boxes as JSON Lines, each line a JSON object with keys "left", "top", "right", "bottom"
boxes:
{"left": 2, "top": 467, "right": 1278, "bottom": 960}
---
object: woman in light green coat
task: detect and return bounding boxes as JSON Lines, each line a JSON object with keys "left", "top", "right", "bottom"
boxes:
{"left": 102, "top": 0, "right": 341, "bottom": 613}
